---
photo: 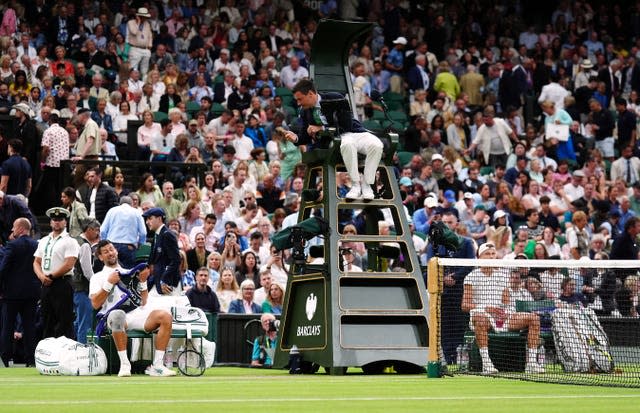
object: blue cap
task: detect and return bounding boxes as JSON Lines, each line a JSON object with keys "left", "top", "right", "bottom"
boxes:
{"left": 444, "top": 189, "right": 456, "bottom": 203}
{"left": 142, "top": 207, "right": 166, "bottom": 218}
{"left": 399, "top": 177, "right": 413, "bottom": 186}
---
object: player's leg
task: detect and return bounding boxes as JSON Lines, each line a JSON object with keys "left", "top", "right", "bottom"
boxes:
{"left": 472, "top": 311, "right": 497, "bottom": 374}
{"left": 142, "top": 309, "right": 176, "bottom": 376}
{"left": 507, "top": 312, "right": 544, "bottom": 373}
{"left": 107, "top": 310, "right": 131, "bottom": 377}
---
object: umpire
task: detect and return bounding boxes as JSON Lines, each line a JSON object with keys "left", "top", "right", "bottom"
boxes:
{"left": 0, "top": 218, "right": 39, "bottom": 366}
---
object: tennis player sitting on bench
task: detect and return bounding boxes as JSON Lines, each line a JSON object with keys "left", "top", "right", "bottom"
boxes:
{"left": 461, "top": 242, "right": 544, "bottom": 375}
{"left": 89, "top": 240, "right": 176, "bottom": 377}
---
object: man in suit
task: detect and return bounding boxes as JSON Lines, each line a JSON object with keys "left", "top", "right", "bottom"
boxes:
{"left": 143, "top": 207, "right": 181, "bottom": 295}
{"left": 598, "top": 59, "right": 622, "bottom": 105}
{"left": 228, "top": 279, "right": 262, "bottom": 314}
{"left": 285, "top": 79, "right": 383, "bottom": 200}
{"left": 406, "top": 54, "right": 430, "bottom": 95}
{"left": 0, "top": 218, "right": 39, "bottom": 366}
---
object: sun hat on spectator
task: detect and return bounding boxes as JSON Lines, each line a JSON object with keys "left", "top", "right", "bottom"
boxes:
{"left": 581, "top": 59, "right": 594, "bottom": 69}
{"left": 188, "top": 119, "right": 198, "bottom": 126}
{"left": 136, "top": 7, "right": 151, "bottom": 18}
{"left": 392, "top": 36, "right": 407, "bottom": 45}
{"left": 463, "top": 192, "right": 473, "bottom": 200}
{"left": 12, "top": 103, "right": 33, "bottom": 118}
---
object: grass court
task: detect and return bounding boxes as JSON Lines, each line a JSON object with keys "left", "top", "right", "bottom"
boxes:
{"left": 0, "top": 367, "right": 638, "bottom": 413}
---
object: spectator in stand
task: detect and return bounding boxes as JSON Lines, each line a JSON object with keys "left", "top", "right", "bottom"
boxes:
{"left": 76, "top": 167, "right": 118, "bottom": 223}
{"left": 588, "top": 98, "right": 615, "bottom": 161}
{"left": 0, "top": 139, "right": 31, "bottom": 198}
{"left": 467, "top": 107, "right": 517, "bottom": 168}
{"left": 228, "top": 279, "right": 262, "bottom": 314}
{"left": 186, "top": 267, "right": 220, "bottom": 313}
{"left": 100, "top": 196, "right": 147, "bottom": 269}
{"left": 609, "top": 216, "right": 640, "bottom": 260}
{"left": 280, "top": 56, "right": 309, "bottom": 90}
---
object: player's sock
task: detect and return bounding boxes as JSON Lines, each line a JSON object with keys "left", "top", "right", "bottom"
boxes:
{"left": 118, "top": 350, "right": 130, "bottom": 367}
{"left": 479, "top": 347, "right": 491, "bottom": 365}
{"left": 153, "top": 350, "right": 166, "bottom": 367}
{"left": 527, "top": 347, "right": 538, "bottom": 365}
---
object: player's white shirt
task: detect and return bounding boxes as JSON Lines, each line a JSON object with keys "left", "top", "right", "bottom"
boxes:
{"left": 464, "top": 267, "right": 508, "bottom": 311}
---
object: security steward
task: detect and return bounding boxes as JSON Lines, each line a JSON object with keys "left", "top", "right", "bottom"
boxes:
{"left": 33, "top": 207, "right": 79, "bottom": 338}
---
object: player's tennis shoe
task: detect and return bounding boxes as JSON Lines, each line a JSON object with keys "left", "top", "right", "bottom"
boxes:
{"left": 118, "top": 365, "right": 131, "bottom": 377}
{"left": 145, "top": 365, "right": 177, "bottom": 377}
{"left": 525, "top": 363, "right": 545, "bottom": 374}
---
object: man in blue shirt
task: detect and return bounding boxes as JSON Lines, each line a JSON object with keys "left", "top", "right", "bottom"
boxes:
{"left": 386, "top": 36, "right": 406, "bottom": 94}
{"left": 100, "top": 196, "right": 147, "bottom": 269}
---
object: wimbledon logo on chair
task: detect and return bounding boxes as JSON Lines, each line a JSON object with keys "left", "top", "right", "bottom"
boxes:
{"left": 297, "top": 293, "right": 321, "bottom": 337}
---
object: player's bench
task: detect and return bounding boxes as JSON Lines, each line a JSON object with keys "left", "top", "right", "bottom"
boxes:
{"left": 466, "top": 300, "right": 555, "bottom": 372}
{"left": 89, "top": 312, "right": 217, "bottom": 375}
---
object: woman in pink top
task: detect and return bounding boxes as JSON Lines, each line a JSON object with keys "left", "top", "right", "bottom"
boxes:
{"left": 136, "top": 110, "right": 160, "bottom": 160}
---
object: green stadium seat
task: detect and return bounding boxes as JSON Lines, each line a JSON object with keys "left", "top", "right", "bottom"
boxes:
{"left": 397, "top": 151, "right": 414, "bottom": 167}
{"left": 389, "top": 111, "right": 408, "bottom": 122}
{"left": 153, "top": 111, "right": 168, "bottom": 122}
{"left": 186, "top": 101, "right": 200, "bottom": 115}
{"left": 362, "top": 119, "right": 382, "bottom": 131}
{"left": 480, "top": 166, "right": 494, "bottom": 176}
{"left": 211, "top": 102, "right": 225, "bottom": 117}
{"left": 371, "top": 110, "right": 386, "bottom": 121}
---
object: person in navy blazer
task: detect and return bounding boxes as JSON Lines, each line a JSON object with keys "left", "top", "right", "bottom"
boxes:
{"left": 0, "top": 218, "right": 40, "bottom": 366}
{"left": 284, "top": 79, "right": 383, "bottom": 201}
{"left": 142, "top": 208, "right": 181, "bottom": 295}
{"left": 228, "top": 279, "right": 263, "bottom": 314}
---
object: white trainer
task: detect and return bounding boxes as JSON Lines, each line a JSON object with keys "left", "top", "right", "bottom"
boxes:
{"left": 118, "top": 365, "right": 131, "bottom": 377}
{"left": 525, "top": 363, "right": 545, "bottom": 374}
{"left": 345, "top": 183, "right": 361, "bottom": 200}
{"left": 145, "top": 365, "right": 177, "bottom": 377}
{"left": 361, "top": 180, "right": 374, "bottom": 200}
{"left": 482, "top": 363, "right": 498, "bottom": 375}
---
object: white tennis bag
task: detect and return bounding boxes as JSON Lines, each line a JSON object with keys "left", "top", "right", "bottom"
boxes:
{"left": 35, "top": 336, "right": 108, "bottom": 376}
{"left": 551, "top": 306, "right": 614, "bottom": 373}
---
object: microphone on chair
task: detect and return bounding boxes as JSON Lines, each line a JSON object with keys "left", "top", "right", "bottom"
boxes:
{"left": 370, "top": 90, "right": 389, "bottom": 112}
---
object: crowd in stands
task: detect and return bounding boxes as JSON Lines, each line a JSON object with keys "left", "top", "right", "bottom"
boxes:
{"left": 1, "top": 0, "right": 640, "bottom": 365}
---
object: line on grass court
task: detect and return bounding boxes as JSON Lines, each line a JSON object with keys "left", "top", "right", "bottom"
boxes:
{"left": 6, "top": 394, "right": 640, "bottom": 405}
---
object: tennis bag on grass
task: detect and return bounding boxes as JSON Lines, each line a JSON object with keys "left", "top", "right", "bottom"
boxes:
{"left": 551, "top": 306, "right": 614, "bottom": 373}
{"left": 35, "top": 336, "right": 108, "bottom": 376}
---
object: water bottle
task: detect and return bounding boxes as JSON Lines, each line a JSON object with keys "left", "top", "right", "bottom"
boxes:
{"left": 456, "top": 345, "right": 463, "bottom": 366}
{"left": 459, "top": 338, "right": 472, "bottom": 372}
{"left": 164, "top": 347, "right": 174, "bottom": 368}
{"left": 538, "top": 345, "right": 546, "bottom": 366}
{"left": 289, "top": 345, "right": 302, "bottom": 374}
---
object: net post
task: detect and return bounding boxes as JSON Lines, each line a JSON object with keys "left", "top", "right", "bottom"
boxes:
{"left": 427, "top": 257, "right": 442, "bottom": 377}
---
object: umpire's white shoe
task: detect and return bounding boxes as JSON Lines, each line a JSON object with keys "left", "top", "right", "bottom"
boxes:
{"left": 525, "top": 363, "right": 545, "bottom": 374}
{"left": 361, "top": 180, "right": 374, "bottom": 200}
{"left": 345, "top": 183, "right": 362, "bottom": 200}
{"left": 118, "top": 365, "right": 131, "bottom": 377}
{"left": 145, "top": 365, "right": 177, "bottom": 377}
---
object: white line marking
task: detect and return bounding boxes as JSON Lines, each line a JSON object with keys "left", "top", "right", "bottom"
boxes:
{"left": 5, "top": 395, "right": 640, "bottom": 405}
